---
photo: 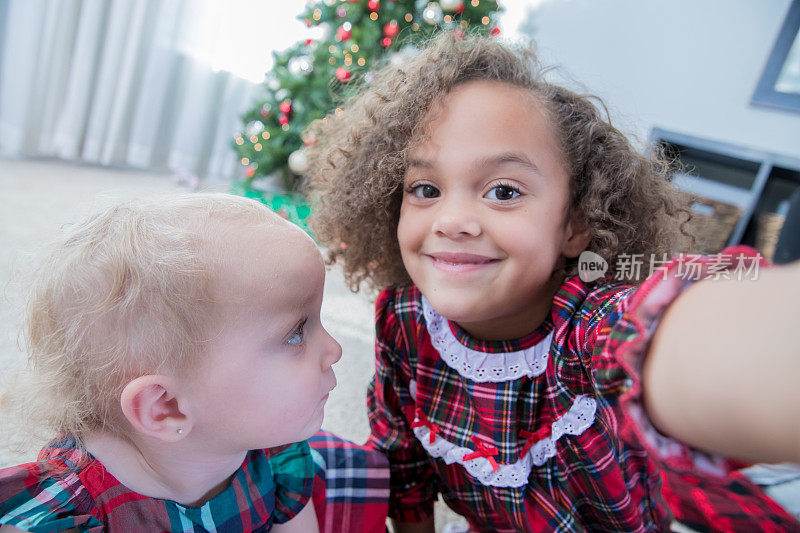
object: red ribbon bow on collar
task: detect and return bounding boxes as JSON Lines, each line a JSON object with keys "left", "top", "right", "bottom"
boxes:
{"left": 462, "top": 436, "right": 499, "bottom": 472}
{"left": 410, "top": 408, "right": 440, "bottom": 444}
{"left": 519, "top": 426, "right": 552, "bottom": 459}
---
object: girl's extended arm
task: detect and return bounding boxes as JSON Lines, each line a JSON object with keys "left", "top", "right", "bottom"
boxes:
{"left": 643, "top": 259, "right": 800, "bottom": 464}
{"left": 271, "top": 500, "right": 319, "bottom": 533}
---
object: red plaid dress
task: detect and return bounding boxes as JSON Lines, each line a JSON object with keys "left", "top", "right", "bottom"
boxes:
{"left": 367, "top": 248, "right": 799, "bottom": 532}
{"left": 0, "top": 432, "right": 389, "bottom": 532}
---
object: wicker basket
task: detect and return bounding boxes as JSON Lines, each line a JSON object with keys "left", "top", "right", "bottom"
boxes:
{"left": 755, "top": 212, "right": 785, "bottom": 262}
{"left": 683, "top": 194, "right": 742, "bottom": 255}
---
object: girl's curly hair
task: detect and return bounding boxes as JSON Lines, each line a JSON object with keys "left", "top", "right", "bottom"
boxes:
{"left": 305, "top": 32, "right": 690, "bottom": 292}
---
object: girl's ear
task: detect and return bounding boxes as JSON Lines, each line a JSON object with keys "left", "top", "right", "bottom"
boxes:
{"left": 562, "top": 211, "right": 591, "bottom": 258}
{"left": 120, "top": 375, "right": 192, "bottom": 442}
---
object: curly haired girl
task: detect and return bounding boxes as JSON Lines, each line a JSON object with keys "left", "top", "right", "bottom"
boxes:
{"left": 306, "top": 33, "right": 800, "bottom": 532}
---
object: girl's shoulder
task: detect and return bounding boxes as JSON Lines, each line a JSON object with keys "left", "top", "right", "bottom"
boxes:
{"left": 376, "top": 285, "right": 424, "bottom": 321}
{"left": 554, "top": 277, "right": 637, "bottom": 334}
{"left": 0, "top": 437, "right": 103, "bottom": 531}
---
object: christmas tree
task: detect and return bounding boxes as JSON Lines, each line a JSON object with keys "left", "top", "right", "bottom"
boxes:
{"left": 232, "top": 0, "right": 503, "bottom": 206}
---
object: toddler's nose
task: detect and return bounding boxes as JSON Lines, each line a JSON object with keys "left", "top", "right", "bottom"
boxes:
{"left": 322, "top": 329, "right": 342, "bottom": 368}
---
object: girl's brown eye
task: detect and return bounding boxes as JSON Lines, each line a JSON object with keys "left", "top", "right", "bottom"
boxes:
{"left": 485, "top": 185, "right": 520, "bottom": 201}
{"left": 409, "top": 184, "right": 440, "bottom": 199}
{"left": 421, "top": 185, "right": 439, "bottom": 198}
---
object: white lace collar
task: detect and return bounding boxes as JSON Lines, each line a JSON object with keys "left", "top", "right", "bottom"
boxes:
{"left": 421, "top": 296, "right": 553, "bottom": 383}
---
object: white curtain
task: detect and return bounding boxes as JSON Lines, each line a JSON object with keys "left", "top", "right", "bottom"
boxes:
{"left": 0, "top": 0, "right": 305, "bottom": 180}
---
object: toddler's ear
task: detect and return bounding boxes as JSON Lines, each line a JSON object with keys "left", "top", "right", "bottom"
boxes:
{"left": 562, "top": 211, "right": 591, "bottom": 258}
{"left": 120, "top": 375, "right": 191, "bottom": 442}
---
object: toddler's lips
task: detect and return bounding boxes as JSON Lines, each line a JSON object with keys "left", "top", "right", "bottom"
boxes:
{"left": 426, "top": 252, "right": 499, "bottom": 273}
{"left": 322, "top": 380, "right": 337, "bottom": 402}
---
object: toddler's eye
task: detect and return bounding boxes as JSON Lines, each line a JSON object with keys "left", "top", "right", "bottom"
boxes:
{"left": 485, "top": 185, "right": 521, "bottom": 201}
{"left": 408, "top": 184, "right": 440, "bottom": 199}
{"left": 286, "top": 319, "right": 307, "bottom": 345}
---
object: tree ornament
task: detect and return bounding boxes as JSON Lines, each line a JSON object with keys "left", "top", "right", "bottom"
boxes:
{"left": 439, "top": 0, "right": 464, "bottom": 11}
{"left": 381, "top": 37, "right": 392, "bottom": 48}
{"left": 335, "top": 67, "right": 352, "bottom": 81}
{"left": 259, "top": 104, "right": 271, "bottom": 118}
{"left": 245, "top": 120, "right": 265, "bottom": 136}
{"left": 244, "top": 166, "right": 256, "bottom": 178}
{"left": 278, "top": 115, "right": 290, "bottom": 126}
{"left": 288, "top": 55, "right": 314, "bottom": 75}
{"left": 279, "top": 100, "right": 292, "bottom": 114}
{"left": 323, "top": 0, "right": 337, "bottom": 5}
{"left": 336, "top": 24, "right": 352, "bottom": 41}
{"left": 287, "top": 149, "right": 310, "bottom": 174}
{"left": 336, "top": 5, "right": 347, "bottom": 17}
{"left": 383, "top": 20, "right": 400, "bottom": 37}
{"left": 367, "top": 0, "right": 380, "bottom": 11}
{"left": 490, "top": 25, "right": 500, "bottom": 36}
{"left": 422, "top": 4, "right": 443, "bottom": 25}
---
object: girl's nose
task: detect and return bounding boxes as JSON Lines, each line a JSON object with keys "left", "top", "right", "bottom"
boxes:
{"left": 432, "top": 200, "right": 481, "bottom": 238}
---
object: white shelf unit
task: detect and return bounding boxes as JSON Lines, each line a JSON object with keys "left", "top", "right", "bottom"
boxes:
{"left": 651, "top": 128, "right": 800, "bottom": 249}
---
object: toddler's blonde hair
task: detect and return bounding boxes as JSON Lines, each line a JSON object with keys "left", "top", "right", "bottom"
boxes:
{"left": 4, "top": 193, "right": 278, "bottom": 449}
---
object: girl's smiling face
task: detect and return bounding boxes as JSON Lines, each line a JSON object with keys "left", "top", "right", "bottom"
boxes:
{"left": 398, "top": 80, "right": 589, "bottom": 340}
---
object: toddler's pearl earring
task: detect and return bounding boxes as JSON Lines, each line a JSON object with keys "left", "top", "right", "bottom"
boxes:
{"left": 177, "top": 428, "right": 184, "bottom": 435}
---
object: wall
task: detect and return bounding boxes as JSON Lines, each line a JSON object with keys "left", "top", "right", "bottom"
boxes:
{"left": 521, "top": 0, "right": 800, "bottom": 158}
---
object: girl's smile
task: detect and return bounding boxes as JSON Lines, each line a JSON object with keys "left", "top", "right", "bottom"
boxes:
{"left": 425, "top": 252, "right": 501, "bottom": 274}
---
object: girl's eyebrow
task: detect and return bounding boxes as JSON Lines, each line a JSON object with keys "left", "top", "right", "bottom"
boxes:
{"left": 407, "top": 157, "right": 433, "bottom": 169}
{"left": 474, "top": 152, "right": 540, "bottom": 174}
{"left": 406, "top": 152, "right": 540, "bottom": 173}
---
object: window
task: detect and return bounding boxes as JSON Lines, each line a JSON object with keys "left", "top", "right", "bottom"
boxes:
{"left": 752, "top": 0, "right": 800, "bottom": 113}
